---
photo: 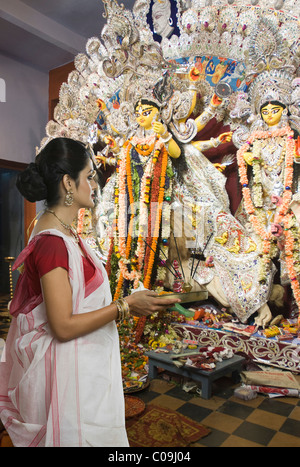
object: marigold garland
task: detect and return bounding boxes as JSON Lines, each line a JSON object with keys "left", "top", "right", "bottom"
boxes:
{"left": 113, "top": 142, "right": 140, "bottom": 299}
{"left": 283, "top": 214, "right": 300, "bottom": 327}
{"left": 112, "top": 134, "right": 171, "bottom": 300}
{"left": 77, "top": 208, "right": 85, "bottom": 235}
{"left": 105, "top": 237, "right": 114, "bottom": 278}
{"left": 143, "top": 144, "right": 169, "bottom": 289}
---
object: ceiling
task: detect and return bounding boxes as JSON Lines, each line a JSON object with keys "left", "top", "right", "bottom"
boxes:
{"left": 0, "top": 0, "right": 135, "bottom": 72}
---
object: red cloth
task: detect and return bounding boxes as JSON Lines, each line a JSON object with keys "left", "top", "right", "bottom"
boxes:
{"left": 25, "top": 235, "right": 96, "bottom": 296}
{"left": 10, "top": 234, "right": 101, "bottom": 317}
{"left": 195, "top": 118, "right": 241, "bottom": 215}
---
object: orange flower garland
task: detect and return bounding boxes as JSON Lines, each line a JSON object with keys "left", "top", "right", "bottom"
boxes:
{"left": 112, "top": 135, "right": 170, "bottom": 299}
{"left": 282, "top": 214, "right": 300, "bottom": 327}
{"left": 143, "top": 145, "right": 169, "bottom": 289}
{"left": 77, "top": 208, "right": 86, "bottom": 235}
{"left": 114, "top": 142, "right": 140, "bottom": 299}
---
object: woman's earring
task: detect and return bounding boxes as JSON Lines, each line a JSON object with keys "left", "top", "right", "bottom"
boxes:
{"left": 65, "top": 190, "right": 74, "bottom": 206}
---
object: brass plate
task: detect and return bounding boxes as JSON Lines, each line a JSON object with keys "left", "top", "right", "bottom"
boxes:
{"left": 159, "top": 291, "right": 208, "bottom": 303}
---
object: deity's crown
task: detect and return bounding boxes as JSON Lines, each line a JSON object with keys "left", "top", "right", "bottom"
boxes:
{"left": 246, "top": 16, "right": 297, "bottom": 113}
{"left": 249, "top": 70, "right": 294, "bottom": 113}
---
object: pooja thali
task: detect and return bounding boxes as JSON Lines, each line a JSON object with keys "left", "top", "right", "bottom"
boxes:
{"left": 159, "top": 290, "right": 208, "bottom": 304}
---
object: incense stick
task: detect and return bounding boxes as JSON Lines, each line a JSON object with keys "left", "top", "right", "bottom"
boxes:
{"left": 151, "top": 238, "right": 179, "bottom": 277}
{"left": 192, "top": 232, "right": 213, "bottom": 279}
{"left": 143, "top": 239, "right": 178, "bottom": 279}
{"left": 172, "top": 232, "right": 186, "bottom": 280}
{"left": 190, "top": 233, "right": 198, "bottom": 281}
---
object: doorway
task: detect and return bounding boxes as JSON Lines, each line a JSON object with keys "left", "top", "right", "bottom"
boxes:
{"left": 0, "top": 165, "right": 24, "bottom": 297}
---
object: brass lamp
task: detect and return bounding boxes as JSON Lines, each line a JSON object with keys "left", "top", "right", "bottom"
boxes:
{"left": 4, "top": 256, "right": 15, "bottom": 300}
{"left": 1, "top": 256, "right": 15, "bottom": 323}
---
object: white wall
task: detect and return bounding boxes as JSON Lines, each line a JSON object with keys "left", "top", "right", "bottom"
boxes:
{"left": 0, "top": 53, "right": 48, "bottom": 164}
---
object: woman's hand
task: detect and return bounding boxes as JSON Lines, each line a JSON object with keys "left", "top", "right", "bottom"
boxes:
{"left": 125, "top": 290, "right": 181, "bottom": 317}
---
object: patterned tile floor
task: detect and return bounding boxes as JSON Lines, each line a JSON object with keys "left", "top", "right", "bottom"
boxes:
{"left": 135, "top": 376, "right": 300, "bottom": 447}
{"left": 1, "top": 292, "right": 300, "bottom": 447}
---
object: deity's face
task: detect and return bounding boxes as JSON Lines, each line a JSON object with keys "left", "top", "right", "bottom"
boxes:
{"left": 260, "top": 103, "right": 285, "bottom": 127}
{"left": 152, "top": 0, "right": 172, "bottom": 38}
{"left": 134, "top": 103, "right": 159, "bottom": 130}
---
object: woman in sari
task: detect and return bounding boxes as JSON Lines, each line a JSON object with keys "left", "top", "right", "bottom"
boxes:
{"left": 0, "top": 137, "right": 179, "bottom": 447}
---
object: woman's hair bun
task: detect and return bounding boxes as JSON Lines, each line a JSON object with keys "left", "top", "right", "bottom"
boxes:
{"left": 16, "top": 137, "right": 91, "bottom": 206}
{"left": 16, "top": 162, "right": 48, "bottom": 202}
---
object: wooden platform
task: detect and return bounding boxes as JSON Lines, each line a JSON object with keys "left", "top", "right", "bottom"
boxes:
{"left": 146, "top": 350, "right": 245, "bottom": 399}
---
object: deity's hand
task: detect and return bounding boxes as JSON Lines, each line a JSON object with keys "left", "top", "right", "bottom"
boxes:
{"left": 103, "top": 135, "right": 117, "bottom": 149}
{"left": 205, "top": 256, "right": 214, "bottom": 267}
{"left": 254, "top": 303, "right": 272, "bottom": 328}
{"left": 188, "top": 66, "right": 201, "bottom": 83}
{"left": 210, "top": 93, "right": 223, "bottom": 107}
{"left": 95, "top": 155, "right": 107, "bottom": 168}
{"left": 214, "top": 163, "right": 226, "bottom": 173}
{"left": 271, "top": 194, "right": 282, "bottom": 206}
{"left": 217, "top": 131, "right": 232, "bottom": 144}
{"left": 96, "top": 98, "right": 107, "bottom": 111}
{"left": 152, "top": 122, "right": 181, "bottom": 158}
{"left": 153, "top": 121, "right": 167, "bottom": 136}
{"left": 243, "top": 151, "right": 253, "bottom": 166}
{"left": 271, "top": 223, "right": 283, "bottom": 238}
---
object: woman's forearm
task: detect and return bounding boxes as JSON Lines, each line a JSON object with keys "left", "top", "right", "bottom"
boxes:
{"left": 52, "top": 302, "right": 120, "bottom": 342}
{"left": 42, "top": 269, "right": 179, "bottom": 343}
{"left": 41, "top": 268, "right": 119, "bottom": 342}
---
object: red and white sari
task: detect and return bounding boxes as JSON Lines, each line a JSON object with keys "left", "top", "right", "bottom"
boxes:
{"left": 0, "top": 230, "right": 128, "bottom": 447}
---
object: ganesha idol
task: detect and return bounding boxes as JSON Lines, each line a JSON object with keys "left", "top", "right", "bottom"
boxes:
{"left": 97, "top": 68, "right": 278, "bottom": 328}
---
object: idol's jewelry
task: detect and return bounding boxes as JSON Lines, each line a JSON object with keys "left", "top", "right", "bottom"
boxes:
{"left": 160, "top": 125, "right": 169, "bottom": 138}
{"left": 210, "top": 137, "right": 221, "bottom": 148}
{"left": 196, "top": 106, "right": 215, "bottom": 127}
{"left": 65, "top": 190, "right": 74, "bottom": 207}
{"left": 46, "top": 209, "right": 79, "bottom": 243}
{"left": 160, "top": 132, "right": 172, "bottom": 143}
{"left": 114, "top": 298, "right": 130, "bottom": 321}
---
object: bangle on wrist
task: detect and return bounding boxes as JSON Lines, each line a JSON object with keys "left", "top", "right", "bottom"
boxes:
{"left": 189, "top": 83, "right": 198, "bottom": 92}
{"left": 114, "top": 298, "right": 130, "bottom": 321}
{"left": 160, "top": 132, "right": 172, "bottom": 143}
{"left": 197, "top": 108, "right": 214, "bottom": 126}
{"left": 160, "top": 125, "right": 168, "bottom": 137}
{"left": 107, "top": 157, "right": 117, "bottom": 166}
{"left": 210, "top": 137, "right": 221, "bottom": 147}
